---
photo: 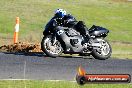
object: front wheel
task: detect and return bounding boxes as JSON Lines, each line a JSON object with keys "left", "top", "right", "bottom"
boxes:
{"left": 41, "top": 35, "right": 63, "bottom": 57}
{"left": 91, "top": 39, "right": 112, "bottom": 60}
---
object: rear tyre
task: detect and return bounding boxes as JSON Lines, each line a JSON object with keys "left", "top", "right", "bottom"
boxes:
{"left": 91, "top": 39, "right": 112, "bottom": 60}
{"left": 41, "top": 35, "right": 63, "bottom": 57}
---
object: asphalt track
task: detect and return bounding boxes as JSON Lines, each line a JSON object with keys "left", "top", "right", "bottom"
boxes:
{"left": 0, "top": 52, "right": 132, "bottom": 81}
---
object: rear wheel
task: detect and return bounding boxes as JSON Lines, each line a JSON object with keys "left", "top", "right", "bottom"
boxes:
{"left": 41, "top": 35, "right": 63, "bottom": 57}
{"left": 91, "top": 39, "right": 112, "bottom": 60}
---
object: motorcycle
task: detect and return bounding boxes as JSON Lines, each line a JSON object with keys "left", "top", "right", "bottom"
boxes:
{"left": 41, "top": 21, "right": 112, "bottom": 60}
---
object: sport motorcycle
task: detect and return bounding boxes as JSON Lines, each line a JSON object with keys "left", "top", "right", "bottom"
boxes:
{"left": 41, "top": 21, "right": 112, "bottom": 60}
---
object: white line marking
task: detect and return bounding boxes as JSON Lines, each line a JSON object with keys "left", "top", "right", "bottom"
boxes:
{"left": 0, "top": 79, "right": 76, "bottom": 82}
{"left": 0, "top": 79, "right": 29, "bottom": 80}
{"left": 24, "top": 61, "right": 27, "bottom": 88}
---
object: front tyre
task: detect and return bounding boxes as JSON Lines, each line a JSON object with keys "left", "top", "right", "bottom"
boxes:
{"left": 41, "top": 35, "right": 63, "bottom": 57}
{"left": 91, "top": 39, "right": 112, "bottom": 60}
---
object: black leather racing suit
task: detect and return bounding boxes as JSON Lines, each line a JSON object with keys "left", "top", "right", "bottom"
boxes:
{"left": 44, "top": 14, "right": 89, "bottom": 38}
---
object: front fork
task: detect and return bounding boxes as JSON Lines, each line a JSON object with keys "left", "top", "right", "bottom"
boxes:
{"left": 51, "top": 34, "right": 57, "bottom": 46}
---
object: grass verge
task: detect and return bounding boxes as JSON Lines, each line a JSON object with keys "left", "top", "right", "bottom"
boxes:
{"left": 111, "top": 41, "right": 132, "bottom": 59}
{"left": 0, "top": 80, "right": 131, "bottom": 88}
{"left": 0, "top": 0, "right": 132, "bottom": 42}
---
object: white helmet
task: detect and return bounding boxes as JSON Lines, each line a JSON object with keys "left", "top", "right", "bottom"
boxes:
{"left": 55, "top": 9, "right": 66, "bottom": 18}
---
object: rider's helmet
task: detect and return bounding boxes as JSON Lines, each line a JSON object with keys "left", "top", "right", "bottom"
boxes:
{"left": 55, "top": 9, "right": 66, "bottom": 18}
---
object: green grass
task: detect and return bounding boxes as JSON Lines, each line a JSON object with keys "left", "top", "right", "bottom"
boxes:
{"left": 0, "top": 0, "right": 132, "bottom": 58}
{"left": 0, "top": 80, "right": 131, "bottom": 88}
{"left": 111, "top": 42, "right": 132, "bottom": 59}
{"left": 0, "top": 0, "right": 132, "bottom": 42}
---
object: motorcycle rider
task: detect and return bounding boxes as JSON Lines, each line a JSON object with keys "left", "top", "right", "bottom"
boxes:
{"left": 44, "top": 9, "right": 90, "bottom": 41}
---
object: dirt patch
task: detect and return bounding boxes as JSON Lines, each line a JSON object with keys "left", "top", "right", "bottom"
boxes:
{"left": 0, "top": 42, "right": 42, "bottom": 53}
